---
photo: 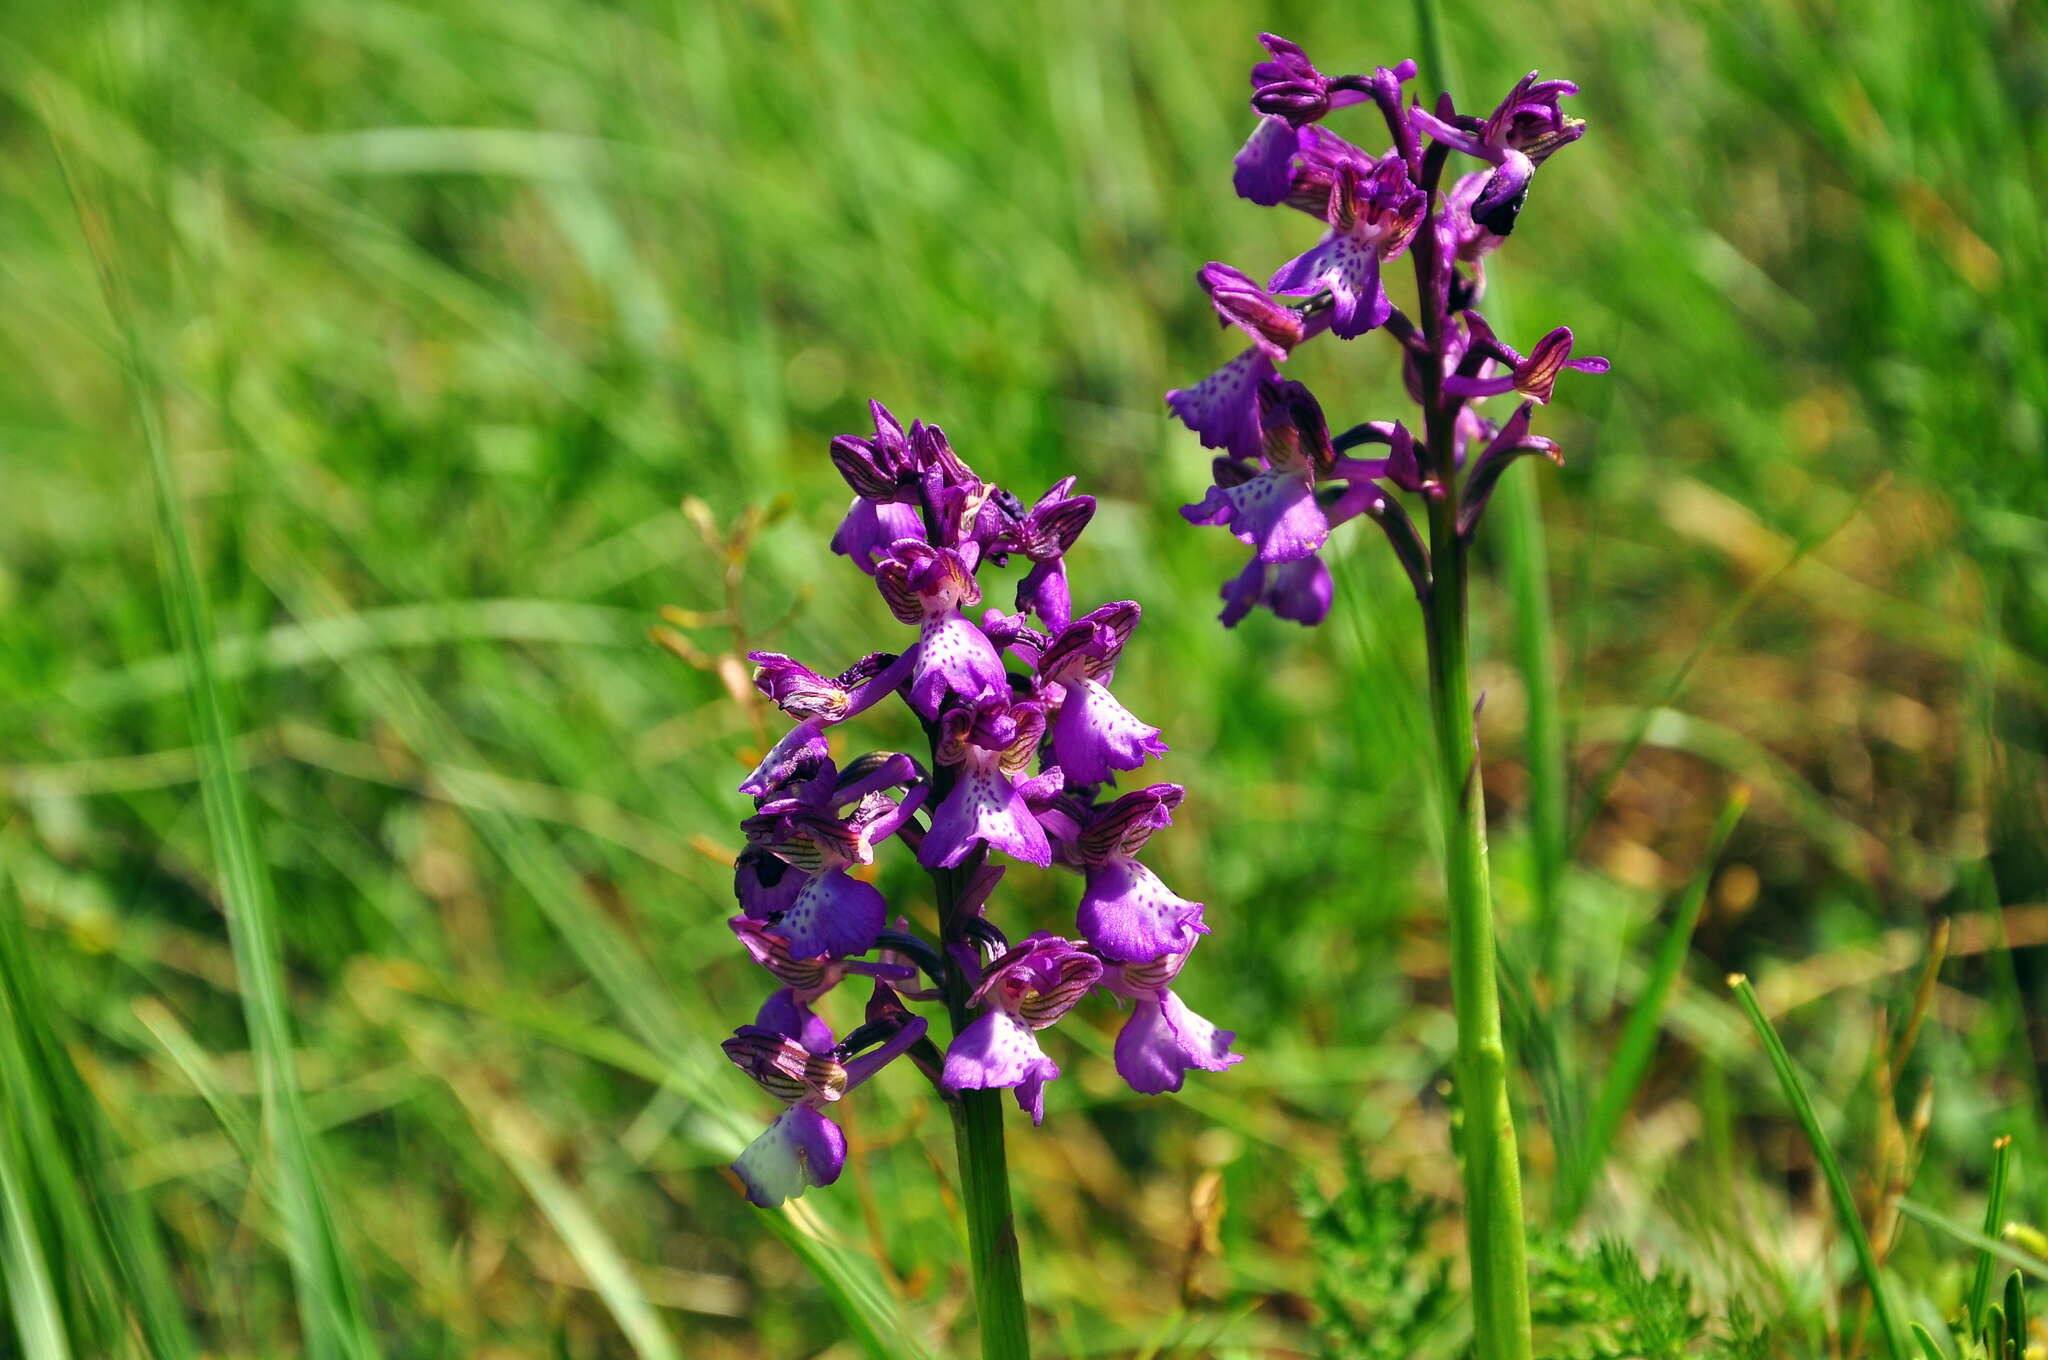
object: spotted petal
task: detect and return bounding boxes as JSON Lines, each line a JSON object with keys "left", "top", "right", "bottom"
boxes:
{"left": 940, "top": 1011, "right": 1062, "bottom": 1125}
{"left": 1114, "top": 989, "right": 1242, "bottom": 1095}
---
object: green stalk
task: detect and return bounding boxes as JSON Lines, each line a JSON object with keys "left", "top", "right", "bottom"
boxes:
{"left": 1424, "top": 475, "right": 1536, "bottom": 1360}
{"left": 949, "top": 1086, "right": 1029, "bottom": 1360}
{"left": 926, "top": 751, "right": 1030, "bottom": 1360}
{"left": 1965, "top": 1136, "right": 2014, "bottom": 1335}
{"left": 1729, "top": 975, "right": 1908, "bottom": 1360}
{"left": 1416, "top": 247, "right": 1533, "bottom": 1360}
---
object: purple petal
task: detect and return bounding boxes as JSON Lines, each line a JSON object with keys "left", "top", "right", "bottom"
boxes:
{"left": 1181, "top": 467, "right": 1329, "bottom": 564}
{"left": 735, "top": 847, "right": 805, "bottom": 919}
{"left": 738, "top": 721, "right": 829, "bottom": 798}
{"left": 1268, "top": 555, "right": 1334, "bottom": 624}
{"left": 940, "top": 1011, "right": 1061, "bottom": 1125}
{"left": 772, "top": 868, "right": 887, "bottom": 958}
{"left": 1218, "top": 554, "right": 1332, "bottom": 628}
{"left": 1166, "top": 349, "right": 1274, "bottom": 462}
{"left": 1015, "top": 556, "right": 1071, "bottom": 633}
{"left": 1077, "top": 857, "right": 1207, "bottom": 962}
{"left": 755, "top": 990, "right": 837, "bottom": 1054}
{"left": 831, "top": 498, "right": 925, "bottom": 573}
{"left": 906, "top": 612, "right": 1007, "bottom": 720}
{"left": 1050, "top": 677, "right": 1166, "bottom": 787}
{"left": 919, "top": 765, "right": 1051, "bottom": 869}
{"left": 1232, "top": 116, "right": 1300, "bottom": 205}
{"left": 1114, "top": 990, "right": 1242, "bottom": 1095}
{"left": 1269, "top": 234, "right": 1389, "bottom": 339}
{"left": 731, "top": 1105, "right": 847, "bottom": 1207}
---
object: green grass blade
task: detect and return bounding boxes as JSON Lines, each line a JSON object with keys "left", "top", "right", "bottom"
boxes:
{"left": 0, "top": 873, "right": 196, "bottom": 1359}
{"left": 1893, "top": 1198, "right": 2048, "bottom": 1286}
{"left": 51, "top": 134, "right": 381, "bottom": 1359}
{"left": 1908, "top": 1321, "right": 1950, "bottom": 1360}
{"left": 410, "top": 1025, "right": 685, "bottom": 1360}
{"left": 0, "top": 1138, "right": 72, "bottom": 1360}
{"left": 1967, "top": 1137, "right": 2015, "bottom": 1333}
{"left": 1563, "top": 788, "right": 1747, "bottom": 1219}
{"left": 1500, "top": 477, "right": 1569, "bottom": 985}
{"left": 1729, "top": 973, "right": 1908, "bottom": 1360}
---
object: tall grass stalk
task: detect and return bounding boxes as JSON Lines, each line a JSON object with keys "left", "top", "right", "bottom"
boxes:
{"left": 1966, "top": 1136, "right": 2015, "bottom": 1333}
{"left": 1729, "top": 974, "right": 1908, "bottom": 1360}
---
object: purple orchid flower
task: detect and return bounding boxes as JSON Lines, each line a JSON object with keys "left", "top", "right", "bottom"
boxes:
{"left": 1062, "top": 784, "right": 1207, "bottom": 962}
{"left": 828, "top": 401, "right": 927, "bottom": 572}
{"left": 1441, "top": 316, "right": 1610, "bottom": 406}
{"left": 748, "top": 649, "right": 912, "bottom": 726}
{"left": 987, "top": 477, "right": 1096, "bottom": 633}
{"left": 720, "top": 393, "right": 1238, "bottom": 1220}
{"left": 727, "top": 998, "right": 929, "bottom": 1208}
{"left": 921, "top": 697, "right": 1055, "bottom": 869}
{"left": 1457, "top": 402, "right": 1564, "bottom": 539}
{"left": 1034, "top": 601, "right": 1166, "bottom": 787}
{"left": 1101, "top": 950, "right": 1242, "bottom": 1095}
{"left": 1410, "top": 71, "right": 1585, "bottom": 235}
{"left": 1182, "top": 379, "right": 1338, "bottom": 564}
{"left": 738, "top": 751, "right": 925, "bottom": 958}
{"left": 1247, "top": 32, "right": 1373, "bottom": 127}
{"left": 874, "top": 539, "right": 1008, "bottom": 719}
{"left": 1218, "top": 552, "right": 1335, "bottom": 628}
{"left": 1267, "top": 157, "right": 1427, "bottom": 339}
{"left": 941, "top": 934, "right": 1102, "bottom": 1123}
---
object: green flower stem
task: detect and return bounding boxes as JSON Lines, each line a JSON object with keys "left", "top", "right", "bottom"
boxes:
{"left": 923, "top": 737, "right": 1031, "bottom": 1360}
{"left": 1423, "top": 483, "right": 1537, "bottom": 1360}
{"left": 947, "top": 1084, "right": 1029, "bottom": 1360}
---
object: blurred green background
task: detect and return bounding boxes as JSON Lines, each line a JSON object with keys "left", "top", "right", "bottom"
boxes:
{"left": 3, "top": 0, "right": 2046, "bottom": 1354}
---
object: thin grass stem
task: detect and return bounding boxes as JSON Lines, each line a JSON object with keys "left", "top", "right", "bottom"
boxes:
{"left": 1729, "top": 974, "right": 1908, "bottom": 1360}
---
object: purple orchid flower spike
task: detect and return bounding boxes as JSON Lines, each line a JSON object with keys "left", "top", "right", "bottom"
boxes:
{"left": 1065, "top": 784, "right": 1207, "bottom": 962}
{"left": 874, "top": 539, "right": 1008, "bottom": 719}
{"left": 1101, "top": 949, "right": 1241, "bottom": 1095}
{"left": 1182, "top": 378, "right": 1338, "bottom": 564}
{"left": 715, "top": 396, "right": 1235, "bottom": 1281}
{"left": 1410, "top": 71, "right": 1585, "bottom": 235}
{"left": 1442, "top": 318, "right": 1610, "bottom": 406}
{"left": 1160, "top": 42, "right": 1615, "bottom": 1352}
{"left": 728, "top": 1003, "right": 929, "bottom": 1208}
{"left": 941, "top": 934, "right": 1102, "bottom": 1123}
{"left": 921, "top": 697, "right": 1054, "bottom": 869}
{"left": 1268, "top": 157, "right": 1427, "bottom": 339}
{"left": 1035, "top": 601, "right": 1166, "bottom": 787}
